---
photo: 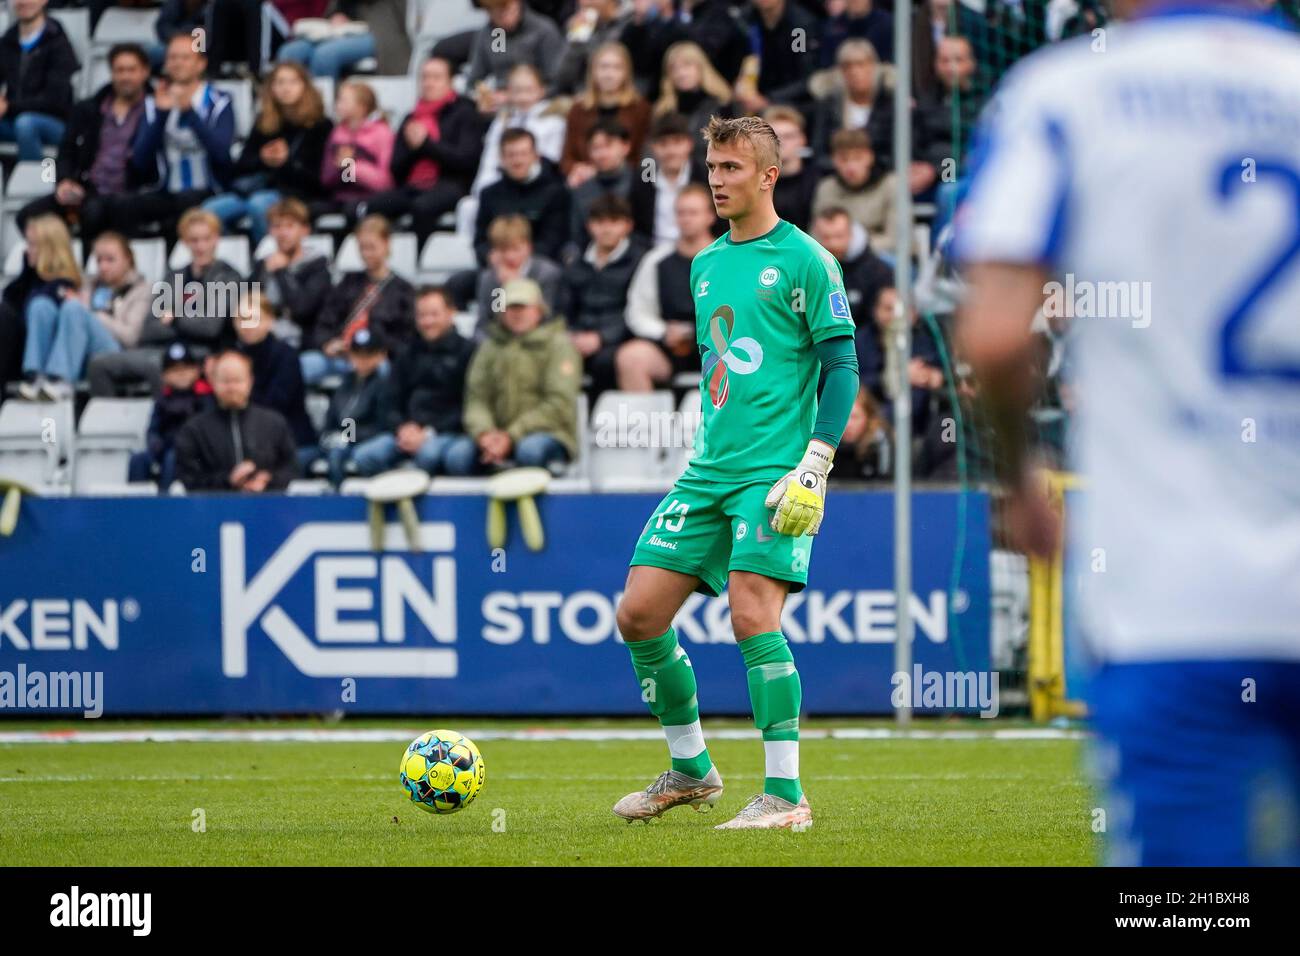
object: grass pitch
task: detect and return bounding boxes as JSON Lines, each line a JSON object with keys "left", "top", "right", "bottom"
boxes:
{"left": 0, "top": 719, "right": 1099, "bottom": 866}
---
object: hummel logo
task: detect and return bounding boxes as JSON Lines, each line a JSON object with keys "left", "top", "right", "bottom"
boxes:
{"left": 697, "top": 281, "right": 710, "bottom": 297}
{"left": 755, "top": 523, "right": 774, "bottom": 542}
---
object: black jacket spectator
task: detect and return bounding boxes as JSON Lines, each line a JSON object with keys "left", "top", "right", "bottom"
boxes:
{"left": 821, "top": 5, "right": 894, "bottom": 66}
{"left": 387, "top": 329, "right": 476, "bottom": 435}
{"left": 251, "top": 250, "right": 332, "bottom": 343}
{"left": 750, "top": 1, "right": 822, "bottom": 106}
{"left": 773, "top": 163, "right": 821, "bottom": 232}
{"left": 176, "top": 403, "right": 299, "bottom": 491}
{"left": 146, "top": 378, "right": 216, "bottom": 463}
{"left": 474, "top": 158, "right": 570, "bottom": 264}
{"left": 312, "top": 272, "right": 417, "bottom": 351}
{"left": 233, "top": 117, "right": 333, "bottom": 199}
{"left": 389, "top": 96, "right": 482, "bottom": 198}
{"left": 324, "top": 366, "right": 392, "bottom": 444}
{"left": 622, "top": 0, "right": 750, "bottom": 94}
{"left": 238, "top": 333, "right": 317, "bottom": 447}
{"left": 138, "top": 259, "right": 245, "bottom": 355}
{"left": 0, "top": 264, "right": 38, "bottom": 395}
{"left": 54, "top": 83, "right": 154, "bottom": 194}
{"left": 564, "top": 236, "right": 649, "bottom": 350}
{"left": 0, "top": 14, "right": 80, "bottom": 124}
{"left": 812, "top": 84, "right": 928, "bottom": 174}
{"left": 841, "top": 246, "right": 894, "bottom": 325}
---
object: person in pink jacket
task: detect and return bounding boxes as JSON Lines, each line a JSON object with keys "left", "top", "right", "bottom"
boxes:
{"left": 317, "top": 80, "right": 394, "bottom": 227}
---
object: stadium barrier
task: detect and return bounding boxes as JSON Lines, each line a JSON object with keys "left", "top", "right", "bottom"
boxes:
{"left": 0, "top": 490, "right": 989, "bottom": 716}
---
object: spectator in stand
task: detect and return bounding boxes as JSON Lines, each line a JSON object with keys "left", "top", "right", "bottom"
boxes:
{"left": 450, "top": 277, "right": 580, "bottom": 476}
{"left": 232, "top": 293, "right": 317, "bottom": 459}
{"left": 564, "top": 194, "right": 648, "bottom": 395}
{"left": 365, "top": 57, "right": 482, "bottom": 247}
{"left": 250, "top": 198, "right": 332, "bottom": 349}
{"left": 735, "top": 0, "right": 821, "bottom": 115}
{"left": 12, "top": 215, "right": 83, "bottom": 400}
{"left": 828, "top": 386, "right": 892, "bottom": 482}
{"left": 652, "top": 41, "right": 733, "bottom": 165}
{"left": 128, "top": 340, "right": 214, "bottom": 487}
{"left": 465, "top": 0, "right": 565, "bottom": 92}
{"left": 569, "top": 119, "right": 635, "bottom": 248}
{"left": 204, "top": 62, "right": 332, "bottom": 245}
{"left": 175, "top": 349, "right": 299, "bottom": 492}
{"left": 0, "top": 0, "right": 79, "bottom": 161}
{"left": 469, "top": 215, "right": 567, "bottom": 340}
{"left": 622, "top": 0, "right": 750, "bottom": 98}
{"left": 629, "top": 112, "right": 705, "bottom": 245}
{"left": 317, "top": 326, "right": 392, "bottom": 485}
{"left": 764, "top": 105, "right": 819, "bottom": 231}
{"left": 357, "top": 286, "right": 476, "bottom": 476}
{"left": 130, "top": 35, "right": 235, "bottom": 241}
{"left": 924, "top": 34, "right": 987, "bottom": 232}
{"left": 811, "top": 205, "right": 893, "bottom": 330}
{"left": 87, "top": 208, "right": 244, "bottom": 396}
{"left": 856, "top": 285, "right": 943, "bottom": 438}
{"left": 561, "top": 43, "right": 651, "bottom": 187}
{"left": 821, "top": 0, "right": 894, "bottom": 66}
{"left": 812, "top": 128, "right": 896, "bottom": 256}
{"left": 303, "top": 214, "right": 414, "bottom": 384}
{"left": 16, "top": 44, "right": 152, "bottom": 247}
{"left": 618, "top": 183, "right": 714, "bottom": 391}
{"left": 205, "top": 0, "right": 270, "bottom": 77}
{"left": 471, "top": 63, "right": 567, "bottom": 197}
{"left": 474, "top": 128, "right": 570, "bottom": 264}
{"left": 278, "top": 0, "right": 411, "bottom": 78}
{"left": 810, "top": 37, "right": 892, "bottom": 164}
{"left": 554, "top": 0, "right": 633, "bottom": 95}
{"left": 316, "top": 80, "right": 394, "bottom": 226}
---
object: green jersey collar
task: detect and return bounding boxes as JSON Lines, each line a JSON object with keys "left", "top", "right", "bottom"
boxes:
{"left": 724, "top": 218, "right": 791, "bottom": 246}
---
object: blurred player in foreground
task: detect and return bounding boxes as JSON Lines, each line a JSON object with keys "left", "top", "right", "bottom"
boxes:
{"left": 613, "top": 117, "right": 860, "bottom": 829}
{"left": 958, "top": 0, "right": 1300, "bottom": 864}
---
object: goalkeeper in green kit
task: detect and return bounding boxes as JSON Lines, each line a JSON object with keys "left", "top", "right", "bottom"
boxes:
{"left": 613, "top": 116, "right": 860, "bottom": 830}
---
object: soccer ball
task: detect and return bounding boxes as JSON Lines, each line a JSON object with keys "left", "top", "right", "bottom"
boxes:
{"left": 399, "top": 729, "right": 486, "bottom": 814}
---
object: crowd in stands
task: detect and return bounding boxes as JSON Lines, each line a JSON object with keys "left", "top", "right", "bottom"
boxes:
{"left": 0, "top": 0, "right": 1103, "bottom": 492}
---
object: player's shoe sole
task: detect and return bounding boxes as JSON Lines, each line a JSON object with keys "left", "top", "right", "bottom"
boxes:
{"left": 612, "top": 767, "right": 724, "bottom": 823}
{"left": 714, "top": 793, "right": 812, "bottom": 830}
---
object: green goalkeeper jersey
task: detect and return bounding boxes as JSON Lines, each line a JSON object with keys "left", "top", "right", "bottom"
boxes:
{"left": 687, "top": 218, "right": 856, "bottom": 481}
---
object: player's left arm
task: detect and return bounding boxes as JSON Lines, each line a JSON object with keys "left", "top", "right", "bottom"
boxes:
{"left": 765, "top": 252, "right": 860, "bottom": 536}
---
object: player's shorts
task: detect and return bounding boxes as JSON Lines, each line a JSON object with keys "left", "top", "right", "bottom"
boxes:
{"left": 1087, "top": 659, "right": 1300, "bottom": 866}
{"left": 628, "top": 468, "right": 814, "bottom": 597}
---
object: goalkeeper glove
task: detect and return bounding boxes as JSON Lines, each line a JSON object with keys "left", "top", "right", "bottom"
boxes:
{"left": 764, "top": 439, "right": 834, "bottom": 536}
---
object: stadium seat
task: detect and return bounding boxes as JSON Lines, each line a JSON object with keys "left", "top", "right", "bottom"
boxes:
{"left": 664, "top": 389, "right": 702, "bottom": 480}
{"left": 415, "top": 0, "right": 488, "bottom": 48}
{"left": 313, "top": 77, "right": 336, "bottom": 118}
{"left": 48, "top": 7, "right": 91, "bottom": 97}
{"left": 1, "top": 161, "right": 54, "bottom": 260}
{"left": 213, "top": 79, "right": 255, "bottom": 143}
{"left": 72, "top": 398, "right": 153, "bottom": 494}
{"left": 80, "top": 482, "right": 160, "bottom": 497}
{"left": 88, "top": 7, "right": 161, "bottom": 91}
{"left": 367, "top": 76, "right": 418, "bottom": 125}
{"left": 336, "top": 231, "right": 419, "bottom": 281}
{"left": 0, "top": 398, "right": 75, "bottom": 491}
{"left": 304, "top": 392, "right": 331, "bottom": 435}
{"left": 418, "top": 232, "right": 476, "bottom": 284}
{"left": 586, "top": 390, "right": 678, "bottom": 491}
{"left": 169, "top": 235, "right": 252, "bottom": 276}
{"left": 287, "top": 479, "right": 332, "bottom": 495}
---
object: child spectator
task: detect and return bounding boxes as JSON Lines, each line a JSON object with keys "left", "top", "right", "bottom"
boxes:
{"left": 318, "top": 326, "right": 393, "bottom": 486}
{"left": 317, "top": 80, "right": 395, "bottom": 225}
{"left": 128, "top": 340, "right": 214, "bottom": 487}
{"left": 233, "top": 293, "right": 317, "bottom": 455}
{"left": 652, "top": 42, "right": 733, "bottom": 165}
{"left": 474, "top": 129, "right": 570, "bottom": 265}
{"left": 561, "top": 42, "right": 651, "bottom": 187}
{"left": 470, "top": 216, "right": 566, "bottom": 340}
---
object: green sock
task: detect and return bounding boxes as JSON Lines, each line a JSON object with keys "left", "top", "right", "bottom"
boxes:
{"left": 626, "top": 627, "right": 714, "bottom": 780}
{"left": 739, "top": 630, "right": 803, "bottom": 805}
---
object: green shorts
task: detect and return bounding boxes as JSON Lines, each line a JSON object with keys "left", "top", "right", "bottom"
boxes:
{"left": 628, "top": 469, "right": 814, "bottom": 597}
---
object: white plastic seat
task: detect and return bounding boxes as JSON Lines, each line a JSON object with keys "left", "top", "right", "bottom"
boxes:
{"left": 0, "top": 398, "right": 75, "bottom": 491}
{"left": 367, "top": 76, "right": 418, "bottom": 124}
{"left": 48, "top": 8, "right": 91, "bottom": 96}
{"left": 418, "top": 231, "right": 476, "bottom": 284}
{"left": 213, "top": 79, "right": 255, "bottom": 143}
{"left": 72, "top": 398, "right": 154, "bottom": 494}
{"left": 587, "top": 390, "right": 678, "bottom": 491}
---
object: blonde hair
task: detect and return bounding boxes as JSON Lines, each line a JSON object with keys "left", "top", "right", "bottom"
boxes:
{"left": 654, "top": 41, "right": 733, "bottom": 117}
{"left": 701, "top": 115, "right": 781, "bottom": 173}
{"left": 257, "top": 61, "right": 325, "bottom": 136}
{"left": 579, "top": 42, "right": 638, "bottom": 110}
{"left": 339, "top": 79, "right": 379, "bottom": 119}
{"left": 488, "top": 214, "right": 532, "bottom": 249}
{"left": 179, "top": 207, "right": 222, "bottom": 237}
{"left": 27, "top": 215, "right": 81, "bottom": 286}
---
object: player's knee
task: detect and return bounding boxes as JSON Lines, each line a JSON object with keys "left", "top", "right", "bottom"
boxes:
{"left": 730, "top": 608, "right": 778, "bottom": 641}
{"left": 615, "top": 597, "right": 666, "bottom": 643}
